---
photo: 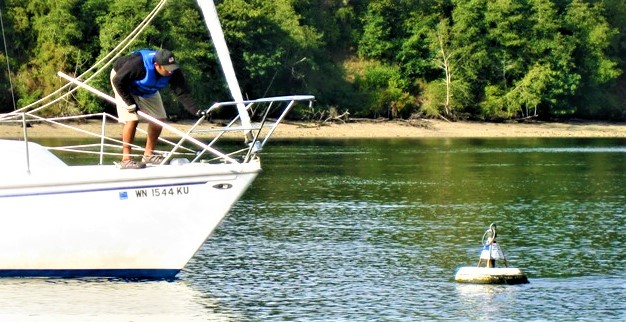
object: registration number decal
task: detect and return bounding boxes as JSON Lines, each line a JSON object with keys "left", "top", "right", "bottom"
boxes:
{"left": 132, "top": 186, "right": 190, "bottom": 198}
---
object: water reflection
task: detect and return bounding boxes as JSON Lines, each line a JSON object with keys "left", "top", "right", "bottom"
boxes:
{"left": 26, "top": 137, "right": 626, "bottom": 320}
{"left": 0, "top": 279, "right": 237, "bottom": 321}
{"left": 454, "top": 277, "right": 626, "bottom": 321}
{"left": 456, "top": 283, "right": 528, "bottom": 319}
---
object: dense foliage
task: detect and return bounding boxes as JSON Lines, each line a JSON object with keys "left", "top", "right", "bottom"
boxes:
{"left": 0, "top": 0, "right": 624, "bottom": 120}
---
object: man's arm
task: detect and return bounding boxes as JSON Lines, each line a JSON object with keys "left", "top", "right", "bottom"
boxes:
{"left": 111, "top": 55, "right": 145, "bottom": 107}
{"left": 169, "top": 71, "right": 200, "bottom": 115}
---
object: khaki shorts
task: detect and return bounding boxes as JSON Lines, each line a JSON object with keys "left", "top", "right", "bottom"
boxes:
{"left": 110, "top": 69, "right": 167, "bottom": 123}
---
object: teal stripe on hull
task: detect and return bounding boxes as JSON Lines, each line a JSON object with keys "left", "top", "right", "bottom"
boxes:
{"left": 0, "top": 269, "right": 179, "bottom": 280}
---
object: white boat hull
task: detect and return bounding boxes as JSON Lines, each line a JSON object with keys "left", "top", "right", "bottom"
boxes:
{"left": 0, "top": 143, "right": 260, "bottom": 278}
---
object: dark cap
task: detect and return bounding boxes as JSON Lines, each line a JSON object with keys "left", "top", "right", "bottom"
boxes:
{"left": 155, "top": 49, "right": 179, "bottom": 72}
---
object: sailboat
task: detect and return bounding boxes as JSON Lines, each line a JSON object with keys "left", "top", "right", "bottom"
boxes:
{"left": 0, "top": 1, "right": 313, "bottom": 278}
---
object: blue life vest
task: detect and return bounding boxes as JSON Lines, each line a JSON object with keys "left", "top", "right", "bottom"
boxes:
{"left": 129, "top": 49, "right": 172, "bottom": 97}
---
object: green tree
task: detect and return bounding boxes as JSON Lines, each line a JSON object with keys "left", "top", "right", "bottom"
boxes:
{"left": 563, "top": 0, "right": 622, "bottom": 118}
{"left": 294, "top": 0, "right": 361, "bottom": 55}
{"left": 151, "top": 0, "right": 220, "bottom": 116}
{"left": 10, "top": 0, "right": 84, "bottom": 114}
{"left": 353, "top": 60, "right": 416, "bottom": 118}
{"left": 422, "top": 18, "right": 468, "bottom": 118}
{"left": 600, "top": 0, "right": 626, "bottom": 119}
{"left": 1, "top": 0, "right": 624, "bottom": 121}
{"left": 0, "top": 5, "right": 18, "bottom": 112}
{"left": 479, "top": 0, "right": 579, "bottom": 119}
{"left": 217, "top": 0, "right": 322, "bottom": 97}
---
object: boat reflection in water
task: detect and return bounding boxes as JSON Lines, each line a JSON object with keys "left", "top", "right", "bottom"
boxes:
{"left": 0, "top": 278, "right": 237, "bottom": 321}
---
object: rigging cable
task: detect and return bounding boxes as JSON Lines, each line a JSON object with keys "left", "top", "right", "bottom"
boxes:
{"left": 7, "top": 0, "right": 169, "bottom": 117}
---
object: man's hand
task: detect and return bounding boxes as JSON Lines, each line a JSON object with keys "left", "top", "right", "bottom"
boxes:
{"left": 126, "top": 104, "right": 137, "bottom": 113}
{"left": 196, "top": 109, "right": 208, "bottom": 118}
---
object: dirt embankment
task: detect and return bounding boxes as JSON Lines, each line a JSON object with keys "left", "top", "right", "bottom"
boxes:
{"left": 1, "top": 118, "right": 626, "bottom": 139}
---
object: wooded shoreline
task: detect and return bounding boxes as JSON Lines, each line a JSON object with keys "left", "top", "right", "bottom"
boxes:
{"left": 1, "top": 1, "right": 624, "bottom": 122}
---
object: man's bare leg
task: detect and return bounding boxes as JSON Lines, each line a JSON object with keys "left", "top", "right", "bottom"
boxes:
{"left": 144, "top": 121, "right": 164, "bottom": 157}
{"left": 122, "top": 120, "right": 139, "bottom": 161}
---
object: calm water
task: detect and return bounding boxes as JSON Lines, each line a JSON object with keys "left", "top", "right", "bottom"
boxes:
{"left": 2, "top": 138, "right": 625, "bottom": 321}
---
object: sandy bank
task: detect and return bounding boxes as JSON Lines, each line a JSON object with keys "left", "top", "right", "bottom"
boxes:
{"left": 1, "top": 118, "right": 626, "bottom": 139}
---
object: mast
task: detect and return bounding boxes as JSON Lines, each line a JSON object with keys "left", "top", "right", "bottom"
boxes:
{"left": 197, "top": 0, "right": 252, "bottom": 140}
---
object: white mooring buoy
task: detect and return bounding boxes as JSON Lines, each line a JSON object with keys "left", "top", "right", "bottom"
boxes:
{"left": 455, "top": 223, "right": 529, "bottom": 285}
